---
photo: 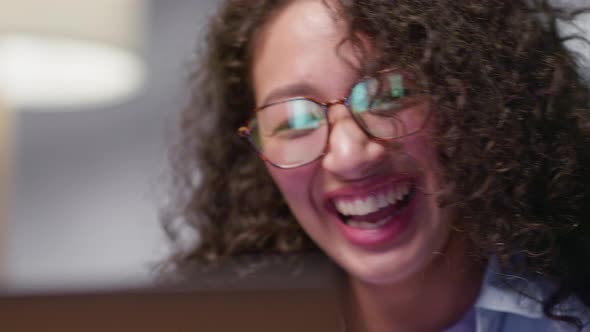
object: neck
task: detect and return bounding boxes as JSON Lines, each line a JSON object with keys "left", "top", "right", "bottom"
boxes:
{"left": 343, "top": 233, "right": 486, "bottom": 332}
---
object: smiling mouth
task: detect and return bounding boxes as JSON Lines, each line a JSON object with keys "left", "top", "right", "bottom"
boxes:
{"left": 331, "top": 182, "right": 416, "bottom": 230}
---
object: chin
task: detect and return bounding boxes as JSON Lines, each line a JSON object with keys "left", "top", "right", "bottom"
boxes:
{"left": 331, "top": 205, "right": 453, "bottom": 287}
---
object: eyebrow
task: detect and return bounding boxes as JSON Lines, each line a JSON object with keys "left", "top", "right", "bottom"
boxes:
{"left": 258, "top": 70, "right": 421, "bottom": 108}
{"left": 260, "top": 83, "right": 318, "bottom": 107}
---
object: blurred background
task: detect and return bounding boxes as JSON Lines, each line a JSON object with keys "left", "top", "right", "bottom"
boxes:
{"left": 0, "top": 0, "right": 588, "bottom": 294}
{"left": 0, "top": 0, "right": 218, "bottom": 292}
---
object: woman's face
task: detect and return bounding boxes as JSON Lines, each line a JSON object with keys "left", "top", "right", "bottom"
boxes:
{"left": 251, "top": 0, "right": 454, "bottom": 285}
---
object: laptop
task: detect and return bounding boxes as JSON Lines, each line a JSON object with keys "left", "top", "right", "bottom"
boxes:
{"left": 0, "top": 254, "right": 343, "bottom": 332}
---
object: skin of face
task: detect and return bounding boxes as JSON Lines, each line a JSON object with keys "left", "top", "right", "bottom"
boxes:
{"left": 251, "top": 0, "right": 456, "bottom": 287}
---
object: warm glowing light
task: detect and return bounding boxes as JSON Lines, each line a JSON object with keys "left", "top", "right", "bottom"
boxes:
{"left": 0, "top": 36, "right": 144, "bottom": 110}
{"left": 0, "top": 0, "right": 147, "bottom": 111}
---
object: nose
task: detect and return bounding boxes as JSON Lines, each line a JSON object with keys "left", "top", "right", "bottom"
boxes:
{"left": 321, "top": 103, "right": 389, "bottom": 180}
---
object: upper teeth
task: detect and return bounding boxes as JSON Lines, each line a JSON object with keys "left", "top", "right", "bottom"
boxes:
{"left": 333, "top": 183, "right": 411, "bottom": 216}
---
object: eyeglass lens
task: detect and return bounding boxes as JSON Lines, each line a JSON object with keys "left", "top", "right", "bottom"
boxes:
{"left": 249, "top": 71, "right": 428, "bottom": 168}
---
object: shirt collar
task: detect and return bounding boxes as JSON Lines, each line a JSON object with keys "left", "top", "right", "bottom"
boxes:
{"left": 474, "top": 256, "right": 547, "bottom": 319}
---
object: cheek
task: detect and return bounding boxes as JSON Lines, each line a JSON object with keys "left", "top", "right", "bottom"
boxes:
{"left": 401, "top": 118, "right": 440, "bottom": 177}
{"left": 396, "top": 132, "right": 436, "bottom": 168}
{"left": 266, "top": 162, "right": 318, "bottom": 208}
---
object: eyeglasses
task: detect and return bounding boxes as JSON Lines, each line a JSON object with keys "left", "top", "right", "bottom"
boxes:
{"left": 238, "top": 68, "right": 432, "bottom": 169}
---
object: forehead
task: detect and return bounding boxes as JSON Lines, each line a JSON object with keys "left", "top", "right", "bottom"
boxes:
{"left": 251, "top": 0, "right": 363, "bottom": 106}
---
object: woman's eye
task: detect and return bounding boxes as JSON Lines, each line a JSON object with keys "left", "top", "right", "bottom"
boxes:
{"left": 271, "top": 117, "right": 322, "bottom": 136}
{"left": 275, "top": 127, "right": 317, "bottom": 139}
{"left": 369, "top": 96, "right": 404, "bottom": 113}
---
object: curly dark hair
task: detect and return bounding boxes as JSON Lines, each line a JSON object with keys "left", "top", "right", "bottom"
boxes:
{"left": 163, "top": 0, "right": 590, "bottom": 328}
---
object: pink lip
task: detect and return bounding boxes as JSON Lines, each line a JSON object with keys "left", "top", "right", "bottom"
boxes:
{"left": 322, "top": 175, "right": 417, "bottom": 249}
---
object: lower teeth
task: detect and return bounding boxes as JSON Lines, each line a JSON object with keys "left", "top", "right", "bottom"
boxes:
{"left": 347, "top": 217, "right": 390, "bottom": 230}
